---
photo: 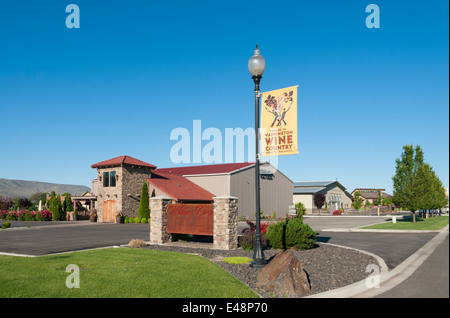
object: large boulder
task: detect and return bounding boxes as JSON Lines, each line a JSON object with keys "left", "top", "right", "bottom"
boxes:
{"left": 256, "top": 249, "right": 310, "bottom": 297}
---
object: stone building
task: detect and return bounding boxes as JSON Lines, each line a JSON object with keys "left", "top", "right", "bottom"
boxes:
{"left": 91, "top": 155, "right": 156, "bottom": 222}
{"left": 91, "top": 155, "right": 293, "bottom": 222}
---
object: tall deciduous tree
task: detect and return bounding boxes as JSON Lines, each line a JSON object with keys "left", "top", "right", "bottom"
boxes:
{"left": 392, "top": 145, "right": 447, "bottom": 223}
{"left": 392, "top": 145, "right": 424, "bottom": 223}
{"left": 138, "top": 182, "right": 150, "bottom": 220}
{"left": 415, "top": 163, "right": 448, "bottom": 215}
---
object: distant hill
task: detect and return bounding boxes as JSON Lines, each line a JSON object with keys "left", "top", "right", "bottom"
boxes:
{"left": 0, "top": 178, "right": 90, "bottom": 199}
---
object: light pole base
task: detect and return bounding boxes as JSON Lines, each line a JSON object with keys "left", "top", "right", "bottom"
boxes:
{"left": 250, "top": 259, "right": 268, "bottom": 269}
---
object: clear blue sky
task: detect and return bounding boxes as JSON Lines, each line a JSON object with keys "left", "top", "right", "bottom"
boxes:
{"left": 0, "top": 0, "right": 448, "bottom": 195}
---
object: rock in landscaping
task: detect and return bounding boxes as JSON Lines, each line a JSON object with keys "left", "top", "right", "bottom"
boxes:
{"left": 256, "top": 249, "right": 310, "bottom": 297}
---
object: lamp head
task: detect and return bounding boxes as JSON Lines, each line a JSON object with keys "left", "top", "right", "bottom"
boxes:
{"left": 248, "top": 45, "right": 266, "bottom": 77}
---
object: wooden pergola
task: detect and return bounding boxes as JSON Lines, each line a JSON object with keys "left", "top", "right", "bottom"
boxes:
{"left": 71, "top": 192, "right": 97, "bottom": 215}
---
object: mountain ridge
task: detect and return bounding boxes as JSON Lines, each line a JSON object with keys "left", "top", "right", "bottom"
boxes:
{"left": 0, "top": 178, "right": 90, "bottom": 199}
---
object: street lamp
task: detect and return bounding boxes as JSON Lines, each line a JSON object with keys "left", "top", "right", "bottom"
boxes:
{"left": 248, "top": 45, "right": 267, "bottom": 268}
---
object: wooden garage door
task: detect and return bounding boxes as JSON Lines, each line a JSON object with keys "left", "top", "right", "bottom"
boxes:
{"left": 102, "top": 200, "right": 116, "bottom": 223}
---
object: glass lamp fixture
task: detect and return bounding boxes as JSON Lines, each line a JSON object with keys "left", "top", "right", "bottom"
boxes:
{"left": 248, "top": 45, "right": 266, "bottom": 77}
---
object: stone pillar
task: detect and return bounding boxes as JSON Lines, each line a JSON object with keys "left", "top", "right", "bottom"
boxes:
{"left": 149, "top": 197, "right": 172, "bottom": 244}
{"left": 213, "top": 196, "right": 238, "bottom": 250}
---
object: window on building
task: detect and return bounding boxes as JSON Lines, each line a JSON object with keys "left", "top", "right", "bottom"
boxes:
{"left": 102, "top": 171, "right": 116, "bottom": 187}
{"left": 103, "top": 172, "right": 109, "bottom": 187}
{"left": 110, "top": 171, "right": 116, "bottom": 187}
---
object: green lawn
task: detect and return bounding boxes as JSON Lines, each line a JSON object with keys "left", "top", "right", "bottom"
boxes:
{"left": 362, "top": 215, "right": 449, "bottom": 231}
{"left": 0, "top": 248, "right": 259, "bottom": 298}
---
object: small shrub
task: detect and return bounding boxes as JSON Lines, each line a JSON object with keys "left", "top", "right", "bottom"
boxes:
{"left": 294, "top": 202, "right": 306, "bottom": 218}
{"left": 128, "top": 239, "right": 147, "bottom": 248}
{"left": 266, "top": 217, "right": 316, "bottom": 250}
{"left": 140, "top": 218, "right": 147, "bottom": 224}
{"left": 284, "top": 217, "right": 316, "bottom": 250}
{"left": 1, "top": 222, "right": 11, "bottom": 229}
{"left": 128, "top": 217, "right": 134, "bottom": 223}
{"left": 239, "top": 220, "right": 269, "bottom": 251}
{"left": 265, "top": 220, "right": 287, "bottom": 249}
{"left": 134, "top": 217, "right": 141, "bottom": 224}
{"left": 124, "top": 216, "right": 129, "bottom": 223}
{"left": 35, "top": 210, "right": 52, "bottom": 221}
{"left": 223, "top": 257, "right": 252, "bottom": 264}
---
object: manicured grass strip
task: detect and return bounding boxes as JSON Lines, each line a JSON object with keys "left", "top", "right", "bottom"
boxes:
{"left": 362, "top": 215, "right": 448, "bottom": 231}
{"left": 223, "top": 257, "right": 252, "bottom": 264}
{"left": 0, "top": 248, "right": 259, "bottom": 298}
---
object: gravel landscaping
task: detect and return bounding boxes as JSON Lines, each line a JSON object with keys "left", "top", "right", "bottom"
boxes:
{"left": 143, "top": 242, "right": 380, "bottom": 298}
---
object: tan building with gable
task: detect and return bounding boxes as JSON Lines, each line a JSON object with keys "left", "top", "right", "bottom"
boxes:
{"left": 293, "top": 181, "right": 353, "bottom": 214}
{"left": 351, "top": 188, "right": 393, "bottom": 206}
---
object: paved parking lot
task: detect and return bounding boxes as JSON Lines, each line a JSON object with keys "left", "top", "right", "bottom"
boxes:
{"left": 0, "top": 221, "right": 149, "bottom": 256}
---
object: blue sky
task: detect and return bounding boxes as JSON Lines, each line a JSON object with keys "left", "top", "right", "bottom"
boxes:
{"left": 0, "top": 0, "right": 448, "bottom": 195}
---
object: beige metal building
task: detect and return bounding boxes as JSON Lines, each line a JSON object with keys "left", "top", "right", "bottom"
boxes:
{"left": 154, "top": 161, "right": 293, "bottom": 219}
{"left": 293, "top": 181, "right": 353, "bottom": 214}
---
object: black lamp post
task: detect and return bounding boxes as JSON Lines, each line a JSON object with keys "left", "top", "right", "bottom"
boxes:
{"left": 248, "top": 45, "right": 267, "bottom": 268}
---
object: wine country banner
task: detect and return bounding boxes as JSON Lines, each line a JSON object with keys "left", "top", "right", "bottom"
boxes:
{"left": 261, "top": 85, "right": 298, "bottom": 157}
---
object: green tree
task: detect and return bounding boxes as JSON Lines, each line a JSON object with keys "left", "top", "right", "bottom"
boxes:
{"left": 30, "top": 192, "right": 48, "bottom": 205}
{"left": 52, "top": 194, "right": 64, "bottom": 221}
{"left": 392, "top": 145, "right": 425, "bottom": 223}
{"left": 63, "top": 194, "right": 73, "bottom": 212}
{"left": 352, "top": 191, "right": 363, "bottom": 210}
{"left": 138, "top": 182, "right": 150, "bottom": 220}
{"left": 415, "top": 163, "right": 448, "bottom": 216}
{"left": 48, "top": 191, "right": 56, "bottom": 213}
{"left": 294, "top": 201, "right": 306, "bottom": 218}
{"left": 373, "top": 190, "right": 382, "bottom": 206}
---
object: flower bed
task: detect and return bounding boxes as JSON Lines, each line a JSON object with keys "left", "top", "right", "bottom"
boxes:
{"left": 0, "top": 210, "right": 52, "bottom": 221}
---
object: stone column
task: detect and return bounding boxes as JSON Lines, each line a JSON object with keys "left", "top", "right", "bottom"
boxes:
{"left": 149, "top": 196, "right": 172, "bottom": 244}
{"left": 213, "top": 196, "right": 238, "bottom": 250}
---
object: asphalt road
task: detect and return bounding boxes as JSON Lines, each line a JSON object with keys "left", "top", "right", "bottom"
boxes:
{"left": 375, "top": 234, "right": 449, "bottom": 298}
{"left": 0, "top": 221, "right": 149, "bottom": 256}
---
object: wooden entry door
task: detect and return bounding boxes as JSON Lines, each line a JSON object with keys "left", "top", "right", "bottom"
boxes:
{"left": 103, "top": 200, "right": 116, "bottom": 222}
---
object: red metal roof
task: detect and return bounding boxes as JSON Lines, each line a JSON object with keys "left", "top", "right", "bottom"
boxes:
{"left": 155, "top": 162, "right": 254, "bottom": 176}
{"left": 91, "top": 155, "right": 157, "bottom": 169}
{"left": 147, "top": 173, "right": 214, "bottom": 202}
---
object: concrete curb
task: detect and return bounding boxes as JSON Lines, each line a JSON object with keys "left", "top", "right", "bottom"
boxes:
{"left": 306, "top": 224, "right": 449, "bottom": 298}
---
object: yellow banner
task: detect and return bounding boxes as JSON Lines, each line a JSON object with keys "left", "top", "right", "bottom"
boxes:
{"left": 261, "top": 85, "right": 298, "bottom": 156}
